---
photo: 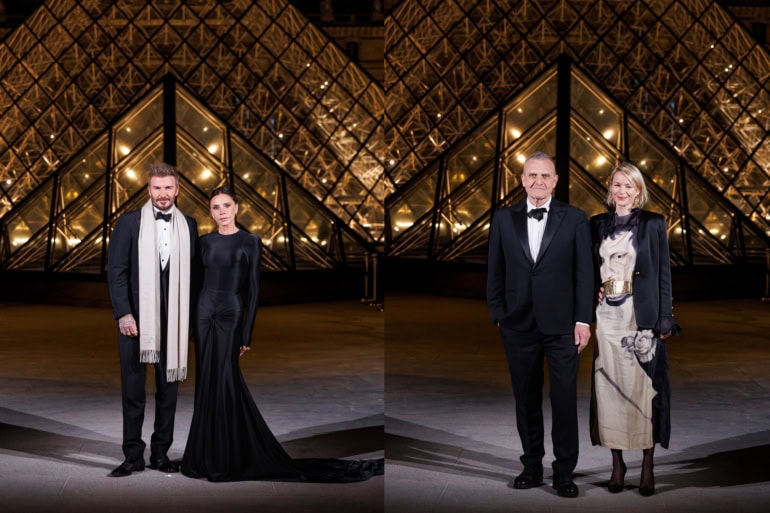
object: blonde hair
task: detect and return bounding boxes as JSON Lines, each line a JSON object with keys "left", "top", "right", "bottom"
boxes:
{"left": 606, "top": 161, "right": 649, "bottom": 209}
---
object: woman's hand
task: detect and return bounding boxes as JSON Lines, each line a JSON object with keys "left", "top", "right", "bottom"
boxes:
{"left": 239, "top": 346, "right": 251, "bottom": 357}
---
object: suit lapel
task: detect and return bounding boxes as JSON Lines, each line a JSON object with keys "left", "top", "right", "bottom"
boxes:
{"left": 510, "top": 204, "right": 534, "bottom": 264}
{"left": 535, "top": 200, "right": 566, "bottom": 264}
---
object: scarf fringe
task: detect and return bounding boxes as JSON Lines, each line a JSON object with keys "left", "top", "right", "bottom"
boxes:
{"left": 140, "top": 350, "right": 160, "bottom": 363}
{"left": 167, "top": 367, "right": 187, "bottom": 382}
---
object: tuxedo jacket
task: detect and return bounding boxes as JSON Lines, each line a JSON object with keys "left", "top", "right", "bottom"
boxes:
{"left": 486, "top": 199, "right": 594, "bottom": 334}
{"left": 107, "top": 209, "right": 199, "bottom": 321}
{"left": 590, "top": 210, "right": 675, "bottom": 334}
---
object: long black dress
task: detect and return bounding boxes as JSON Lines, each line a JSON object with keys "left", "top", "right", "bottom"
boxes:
{"left": 181, "top": 230, "right": 382, "bottom": 482}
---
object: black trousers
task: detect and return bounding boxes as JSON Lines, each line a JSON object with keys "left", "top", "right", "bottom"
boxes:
{"left": 500, "top": 325, "right": 580, "bottom": 479}
{"left": 118, "top": 264, "right": 178, "bottom": 461}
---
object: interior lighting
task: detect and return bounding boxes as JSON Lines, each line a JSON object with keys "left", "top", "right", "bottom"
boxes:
{"left": 126, "top": 169, "right": 137, "bottom": 180}
{"left": 511, "top": 129, "right": 521, "bottom": 139}
{"left": 603, "top": 129, "right": 614, "bottom": 140}
{"left": 208, "top": 144, "right": 218, "bottom": 154}
{"left": 120, "top": 146, "right": 131, "bottom": 156}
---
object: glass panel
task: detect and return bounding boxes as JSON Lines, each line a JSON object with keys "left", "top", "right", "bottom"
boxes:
{"left": 112, "top": 139, "right": 165, "bottom": 213}
{"left": 628, "top": 120, "right": 678, "bottom": 198}
{"left": 285, "top": 182, "right": 334, "bottom": 252}
{"left": 504, "top": 68, "right": 557, "bottom": 147}
{"left": 176, "top": 89, "right": 226, "bottom": 163}
{"left": 114, "top": 88, "right": 163, "bottom": 164}
{"left": 51, "top": 186, "right": 105, "bottom": 265}
{"left": 388, "top": 162, "right": 438, "bottom": 238}
{"left": 569, "top": 119, "right": 620, "bottom": 187}
{"left": 176, "top": 136, "right": 226, "bottom": 192}
{"left": 686, "top": 178, "right": 734, "bottom": 251}
{"left": 444, "top": 118, "right": 497, "bottom": 194}
{"left": 59, "top": 137, "right": 108, "bottom": 211}
{"left": 434, "top": 164, "right": 494, "bottom": 251}
{"left": 5, "top": 181, "right": 53, "bottom": 253}
{"left": 572, "top": 71, "right": 623, "bottom": 150}
{"left": 231, "top": 137, "right": 281, "bottom": 203}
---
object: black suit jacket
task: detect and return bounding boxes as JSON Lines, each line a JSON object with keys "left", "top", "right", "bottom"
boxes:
{"left": 590, "top": 210, "right": 675, "bottom": 334}
{"left": 486, "top": 199, "right": 594, "bottom": 334}
{"left": 107, "top": 209, "right": 199, "bottom": 321}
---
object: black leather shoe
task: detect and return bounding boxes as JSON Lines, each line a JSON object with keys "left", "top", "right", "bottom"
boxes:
{"left": 149, "top": 455, "right": 179, "bottom": 473}
{"left": 513, "top": 467, "right": 544, "bottom": 489}
{"left": 553, "top": 478, "right": 579, "bottom": 498}
{"left": 109, "top": 459, "right": 145, "bottom": 477}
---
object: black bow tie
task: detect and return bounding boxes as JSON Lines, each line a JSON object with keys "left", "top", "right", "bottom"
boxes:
{"left": 527, "top": 207, "right": 547, "bottom": 221}
{"left": 155, "top": 211, "right": 172, "bottom": 222}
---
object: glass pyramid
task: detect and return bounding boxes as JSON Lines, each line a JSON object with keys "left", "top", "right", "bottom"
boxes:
{"left": 385, "top": 0, "right": 770, "bottom": 249}
{"left": 0, "top": 0, "right": 389, "bottom": 255}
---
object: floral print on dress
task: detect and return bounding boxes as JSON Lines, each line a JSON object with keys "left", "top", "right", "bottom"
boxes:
{"left": 620, "top": 329, "right": 657, "bottom": 363}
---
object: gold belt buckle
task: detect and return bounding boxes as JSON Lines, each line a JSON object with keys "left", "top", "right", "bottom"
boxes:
{"left": 602, "top": 280, "right": 632, "bottom": 295}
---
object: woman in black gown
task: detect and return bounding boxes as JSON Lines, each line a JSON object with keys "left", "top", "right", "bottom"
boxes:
{"left": 181, "top": 186, "right": 382, "bottom": 482}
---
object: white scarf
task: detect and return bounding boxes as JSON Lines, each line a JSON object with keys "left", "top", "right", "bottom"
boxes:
{"left": 137, "top": 200, "right": 191, "bottom": 382}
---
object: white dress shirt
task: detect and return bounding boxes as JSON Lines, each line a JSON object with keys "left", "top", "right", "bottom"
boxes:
{"left": 527, "top": 198, "right": 551, "bottom": 262}
{"left": 155, "top": 206, "right": 174, "bottom": 270}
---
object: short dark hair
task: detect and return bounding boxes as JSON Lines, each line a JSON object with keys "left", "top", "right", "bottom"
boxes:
{"left": 210, "top": 185, "right": 238, "bottom": 203}
{"left": 147, "top": 162, "right": 179, "bottom": 181}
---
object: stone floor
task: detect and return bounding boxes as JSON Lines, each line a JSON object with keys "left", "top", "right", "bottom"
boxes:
{"left": 2, "top": 295, "right": 770, "bottom": 513}
{"left": 385, "top": 294, "right": 770, "bottom": 513}
{"left": 0, "top": 300, "right": 384, "bottom": 513}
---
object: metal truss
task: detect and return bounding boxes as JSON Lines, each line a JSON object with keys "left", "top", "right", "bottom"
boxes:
{"left": 0, "top": 0, "right": 390, "bottom": 243}
{"left": 385, "top": 0, "right": 770, "bottom": 238}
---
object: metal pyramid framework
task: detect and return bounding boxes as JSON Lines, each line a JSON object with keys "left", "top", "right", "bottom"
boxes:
{"left": 1, "top": 76, "right": 372, "bottom": 273}
{"left": 385, "top": 0, "right": 770, "bottom": 257}
{"left": 0, "top": 0, "right": 391, "bottom": 260}
{"left": 387, "top": 57, "right": 770, "bottom": 265}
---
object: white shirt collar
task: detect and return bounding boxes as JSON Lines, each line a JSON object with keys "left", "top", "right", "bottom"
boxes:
{"left": 526, "top": 198, "right": 552, "bottom": 212}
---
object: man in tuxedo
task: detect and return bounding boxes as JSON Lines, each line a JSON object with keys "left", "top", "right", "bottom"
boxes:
{"left": 486, "top": 152, "right": 593, "bottom": 497}
{"left": 107, "top": 162, "right": 198, "bottom": 477}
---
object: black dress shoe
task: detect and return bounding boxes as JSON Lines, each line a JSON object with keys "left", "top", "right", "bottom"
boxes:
{"left": 513, "top": 467, "right": 544, "bottom": 489}
{"left": 109, "top": 459, "right": 145, "bottom": 477}
{"left": 149, "top": 455, "right": 179, "bottom": 473}
{"left": 553, "top": 478, "right": 579, "bottom": 498}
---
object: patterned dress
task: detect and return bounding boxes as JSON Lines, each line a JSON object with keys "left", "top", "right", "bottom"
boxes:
{"left": 590, "top": 213, "right": 671, "bottom": 450}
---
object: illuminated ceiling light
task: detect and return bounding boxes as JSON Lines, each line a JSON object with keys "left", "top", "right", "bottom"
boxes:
{"left": 599, "top": 109, "right": 605, "bottom": 114}
{"left": 709, "top": 228, "right": 719, "bottom": 235}
{"left": 640, "top": 160, "right": 647, "bottom": 166}
{"left": 729, "top": 64, "right": 733, "bottom": 69}
{"left": 278, "top": 133, "right": 284, "bottom": 139}
{"left": 511, "top": 129, "right": 521, "bottom": 139}
{"left": 5, "top": 179, "right": 11, "bottom": 185}
{"left": 201, "top": 169, "right": 212, "bottom": 179}
{"left": 126, "top": 127, "right": 131, "bottom": 133}
{"left": 679, "top": 118, "right": 684, "bottom": 123}
{"left": 126, "top": 169, "right": 137, "bottom": 180}
{"left": 710, "top": 44, "right": 715, "bottom": 49}
{"left": 320, "top": 240, "right": 327, "bottom": 246}
{"left": 516, "top": 154, "right": 526, "bottom": 164}
{"left": 320, "top": 84, "right": 325, "bottom": 89}
{"left": 724, "top": 68, "right": 729, "bottom": 72}
{"left": 603, "top": 129, "right": 614, "bottom": 140}
{"left": 243, "top": 173, "right": 249, "bottom": 179}
{"left": 49, "top": 134, "right": 55, "bottom": 139}
{"left": 207, "top": 144, "right": 218, "bottom": 154}
{"left": 723, "top": 167, "right": 729, "bottom": 172}
{"left": 203, "top": 127, "right": 209, "bottom": 132}
{"left": 436, "top": 113, "right": 442, "bottom": 118}
{"left": 84, "top": 174, "right": 89, "bottom": 179}
{"left": 597, "top": 155, "right": 607, "bottom": 165}
{"left": 472, "top": 156, "right": 477, "bottom": 161}
{"left": 68, "top": 237, "right": 81, "bottom": 246}
{"left": 120, "top": 145, "right": 131, "bottom": 156}
{"left": 321, "top": 178, "right": 327, "bottom": 183}
{"left": 389, "top": 159, "right": 396, "bottom": 166}
{"left": 586, "top": 136, "right": 591, "bottom": 141}
{"left": 306, "top": 62, "right": 311, "bottom": 67}
{"left": 720, "top": 234, "right": 726, "bottom": 240}
{"left": 517, "top": 108, "right": 523, "bottom": 113}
